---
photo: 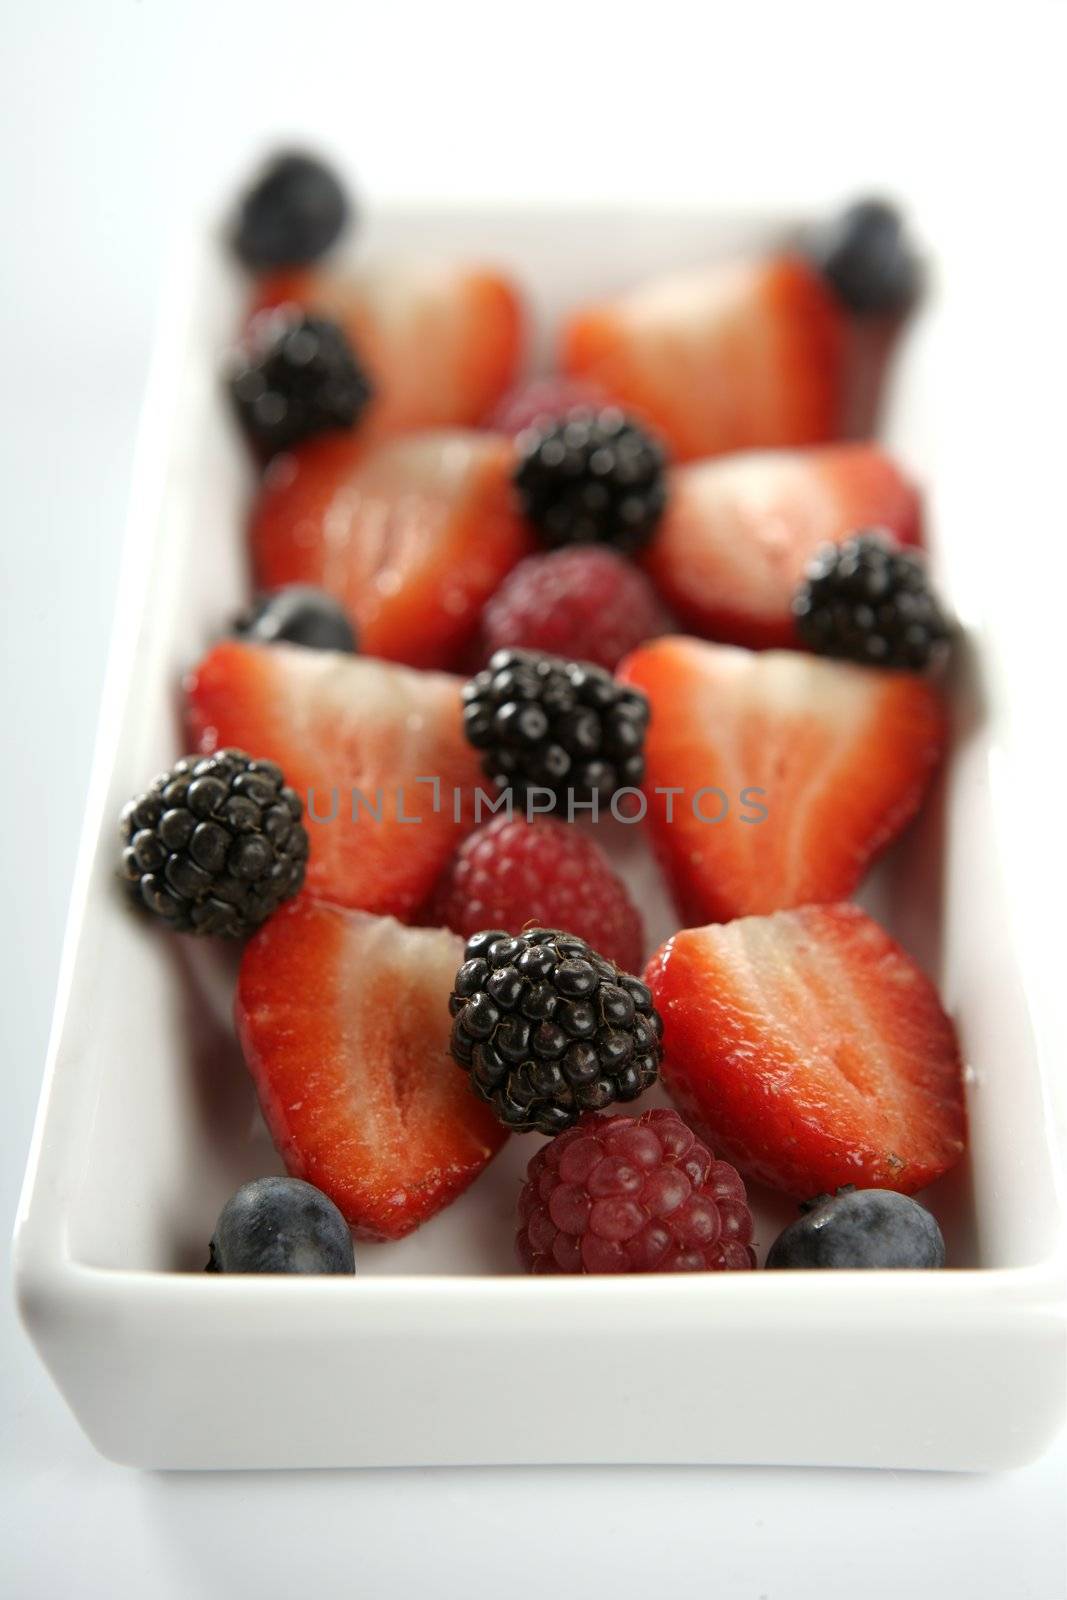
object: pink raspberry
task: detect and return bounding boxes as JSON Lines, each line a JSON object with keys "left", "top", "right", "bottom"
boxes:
{"left": 425, "top": 815, "right": 644, "bottom": 974}
{"left": 485, "top": 376, "right": 609, "bottom": 436}
{"left": 517, "top": 1109, "right": 757, "bottom": 1274}
{"left": 481, "top": 546, "right": 666, "bottom": 672}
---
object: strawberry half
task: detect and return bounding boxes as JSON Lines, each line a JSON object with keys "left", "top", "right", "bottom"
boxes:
{"left": 643, "top": 443, "right": 922, "bottom": 649}
{"left": 617, "top": 636, "right": 946, "bottom": 924}
{"left": 237, "top": 897, "right": 506, "bottom": 1238}
{"left": 646, "top": 903, "right": 966, "bottom": 1197}
{"left": 250, "top": 261, "right": 523, "bottom": 436}
{"left": 561, "top": 254, "right": 847, "bottom": 463}
{"left": 185, "top": 640, "right": 480, "bottom": 920}
{"left": 250, "top": 430, "right": 535, "bottom": 670}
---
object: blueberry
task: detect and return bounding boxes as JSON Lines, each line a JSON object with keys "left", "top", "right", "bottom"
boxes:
{"left": 207, "top": 1176, "right": 355, "bottom": 1274}
{"left": 233, "top": 586, "right": 358, "bottom": 652}
{"left": 232, "top": 151, "right": 349, "bottom": 269}
{"left": 806, "top": 198, "right": 921, "bottom": 316}
{"left": 765, "top": 1185, "right": 945, "bottom": 1269}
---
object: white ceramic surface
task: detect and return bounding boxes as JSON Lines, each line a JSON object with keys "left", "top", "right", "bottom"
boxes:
{"left": 13, "top": 209, "right": 1067, "bottom": 1471}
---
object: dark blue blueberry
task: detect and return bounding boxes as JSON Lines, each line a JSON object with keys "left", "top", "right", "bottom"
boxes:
{"left": 234, "top": 585, "right": 357, "bottom": 653}
{"left": 233, "top": 151, "right": 349, "bottom": 269}
{"left": 765, "top": 1185, "right": 945, "bottom": 1270}
{"left": 806, "top": 198, "right": 921, "bottom": 316}
{"left": 207, "top": 1176, "right": 355, "bottom": 1274}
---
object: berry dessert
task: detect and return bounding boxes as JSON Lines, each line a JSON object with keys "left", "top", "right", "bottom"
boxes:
{"left": 237, "top": 897, "right": 507, "bottom": 1238}
{"left": 185, "top": 642, "right": 481, "bottom": 919}
{"left": 233, "top": 584, "right": 358, "bottom": 653}
{"left": 792, "top": 530, "right": 951, "bottom": 670}
{"left": 618, "top": 635, "right": 945, "bottom": 923}
{"left": 249, "top": 430, "right": 534, "bottom": 669}
{"left": 425, "top": 814, "right": 644, "bottom": 973}
{"left": 115, "top": 168, "right": 969, "bottom": 1278}
{"left": 119, "top": 749, "right": 308, "bottom": 936}
{"left": 480, "top": 545, "right": 665, "bottom": 672}
{"left": 207, "top": 1176, "right": 356, "bottom": 1274}
{"left": 517, "top": 1108, "right": 756, "bottom": 1274}
{"left": 561, "top": 254, "right": 846, "bottom": 462}
{"left": 513, "top": 407, "right": 668, "bottom": 553}
{"left": 228, "top": 309, "right": 374, "bottom": 458}
{"left": 232, "top": 150, "right": 350, "bottom": 270}
{"left": 250, "top": 260, "right": 523, "bottom": 436}
{"left": 485, "top": 375, "right": 608, "bottom": 435}
{"left": 462, "top": 648, "right": 650, "bottom": 809}
{"left": 645, "top": 903, "right": 966, "bottom": 1197}
{"left": 448, "top": 928, "right": 663, "bottom": 1134}
{"left": 765, "top": 1186, "right": 945, "bottom": 1270}
{"left": 804, "top": 198, "right": 921, "bottom": 317}
{"left": 641, "top": 442, "right": 922, "bottom": 649}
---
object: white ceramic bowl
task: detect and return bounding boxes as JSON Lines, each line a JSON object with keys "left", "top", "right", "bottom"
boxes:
{"left": 14, "top": 207, "right": 1067, "bottom": 1470}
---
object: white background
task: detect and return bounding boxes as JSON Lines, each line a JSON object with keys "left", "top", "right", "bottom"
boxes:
{"left": 2, "top": 2, "right": 1065, "bottom": 1595}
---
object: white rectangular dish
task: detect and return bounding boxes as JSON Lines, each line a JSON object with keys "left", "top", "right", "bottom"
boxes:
{"left": 15, "top": 206, "right": 1066, "bottom": 1471}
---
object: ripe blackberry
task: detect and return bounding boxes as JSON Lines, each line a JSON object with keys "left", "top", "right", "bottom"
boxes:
{"left": 462, "top": 648, "right": 650, "bottom": 808}
{"left": 119, "top": 749, "right": 308, "bottom": 937}
{"left": 793, "top": 530, "right": 950, "bottom": 670}
{"left": 514, "top": 406, "right": 667, "bottom": 553}
{"left": 517, "top": 1108, "right": 757, "bottom": 1274}
{"left": 228, "top": 309, "right": 374, "bottom": 458}
{"left": 448, "top": 928, "right": 663, "bottom": 1135}
{"left": 806, "top": 197, "right": 921, "bottom": 316}
{"left": 232, "top": 150, "right": 349, "bottom": 270}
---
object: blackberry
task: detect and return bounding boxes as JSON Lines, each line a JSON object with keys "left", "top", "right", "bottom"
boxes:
{"left": 806, "top": 197, "right": 921, "bottom": 316}
{"left": 793, "top": 531, "right": 950, "bottom": 670}
{"left": 766, "top": 1185, "right": 945, "bottom": 1270}
{"left": 228, "top": 309, "right": 374, "bottom": 458}
{"left": 232, "top": 150, "right": 349, "bottom": 270}
{"left": 514, "top": 406, "right": 667, "bottom": 554}
{"left": 448, "top": 927, "right": 663, "bottom": 1136}
{"left": 119, "top": 749, "right": 308, "bottom": 937}
{"left": 462, "top": 648, "right": 650, "bottom": 807}
{"left": 233, "top": 584, "right": 358, "bottom": 653}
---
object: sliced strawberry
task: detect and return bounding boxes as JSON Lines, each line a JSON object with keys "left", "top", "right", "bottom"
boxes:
{"left": 250, "top": 430, "right": 535, "bottom": 671}
{"left": 561, "top": 254, "right": 847, "bottom": 463}
{"left": 185, "top": 640, "right": 481, "bottom": 920}
{"left": 251, "top": 261, "right": 523, "bottom": 436}
{"left": 646, "top": 902, "right": 966, "bottom": 1197}
{"left": 643, "top": 443, "right": 922, "bottom": 649}
{"left": 617, "top": 637, "right": 946, "bottom": 924}
{"left": 237, "top": 897, "right": 506, "bottom": 1238}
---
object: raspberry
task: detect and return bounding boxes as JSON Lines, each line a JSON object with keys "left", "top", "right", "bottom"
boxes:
{"left": 427, "top": 815, "right": 644, "bottom": 973}
{"left": 485, "top": 377, "right": 608, "bottom": 436}
{"left": 517, "top": 1108, "right": 757, "bottom": 1274}
{"left": 481, "top": 547, "right": 665, "bottom": 672}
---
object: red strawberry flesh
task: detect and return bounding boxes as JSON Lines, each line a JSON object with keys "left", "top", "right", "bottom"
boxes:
{"left": 617, "top": 636, "right": 946, "bottom": 924}
{"left": 185, "top": 640, "right": 482, "bottom": 920}
{"left": 646, "top": 902, "right": 967, "bottom": 1197}
{"left": 237, "top": 897, "right": 507, "bottom": 1238}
